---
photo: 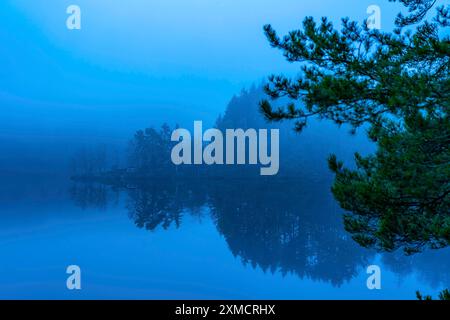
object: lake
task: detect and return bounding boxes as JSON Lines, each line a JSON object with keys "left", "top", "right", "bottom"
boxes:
{"left": 0, "top": 172, "right": 448, "bottom": 299}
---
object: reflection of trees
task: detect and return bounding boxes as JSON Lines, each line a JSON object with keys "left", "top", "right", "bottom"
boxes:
{"left": 208, "top": 178, "right": 371, "bottom": 286}
{"left": 381, "top": 249, "right": 450, "bottom": 289}
{"left": 71, "top": 176, "right": 372, "bottom": 286}
{"left": 69, "top": 182, "right": 118, "bottom": 210}
{"left": 125, "top": 180, "right": 208, "bottom": 231}
{"left": 70, "top": 176, "right": 450, "bottom": 288}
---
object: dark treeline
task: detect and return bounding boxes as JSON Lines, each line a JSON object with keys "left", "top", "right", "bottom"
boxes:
{"left": 127, "top": 123, "right": 175, "bottom": 176}
{"left": 70, "top": 144, "right": 123, "bottom": 177}
{"left": 71, "top": 85, "right": 367, "bottom": 181}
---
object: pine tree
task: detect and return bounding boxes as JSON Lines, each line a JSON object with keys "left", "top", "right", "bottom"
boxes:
{"left": 417, "top": 288, "right": 450, "bottom": 300}
{"left": 260, "top": 0, "right": 449, "bottom": 253}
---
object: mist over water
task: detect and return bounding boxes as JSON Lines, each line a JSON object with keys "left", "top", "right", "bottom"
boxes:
{"left": 0, "top": 0, "right": 448, "bottom": 299}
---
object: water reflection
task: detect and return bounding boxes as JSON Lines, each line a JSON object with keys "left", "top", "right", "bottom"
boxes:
{"left": 70, "top": 176, "right": 371, "bottom": 286}
{"left": 69, "top": 183, "right": 119, "bottom": 211}
{"left": 69, "top": 176, "right": 450, "bottom": 291}
{"left": 126, "top": 181, "right": 208, "bottom": 231}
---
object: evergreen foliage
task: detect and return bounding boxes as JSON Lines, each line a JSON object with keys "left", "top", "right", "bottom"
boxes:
{"left": 260, "top": 0, "right": 449, "bottom": 253}
{"left": 416, "top": 288, "right": 450, "bottom": 300}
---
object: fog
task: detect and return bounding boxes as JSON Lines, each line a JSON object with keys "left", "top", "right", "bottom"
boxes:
{"left": 0, "top": 0, "right": 401, "bottom": 173}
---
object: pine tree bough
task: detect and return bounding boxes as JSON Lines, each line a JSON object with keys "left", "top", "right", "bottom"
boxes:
{"left": 261, "top": 0, "right": 449, "bottom": 254}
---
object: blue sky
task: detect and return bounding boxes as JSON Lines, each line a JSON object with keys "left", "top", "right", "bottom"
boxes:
{"left": 0, "top": 0, "right": 403, "bottom": 172}
{"left": 1, "top": 0, "right": 401, "bottom": 108}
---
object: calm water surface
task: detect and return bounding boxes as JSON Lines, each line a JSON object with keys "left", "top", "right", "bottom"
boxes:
{"left": 0, "top": 173, "right": 448, "bottom": 299}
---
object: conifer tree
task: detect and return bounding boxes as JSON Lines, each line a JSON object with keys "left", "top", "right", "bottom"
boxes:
{"left": 261, "top": 0, "right": 449, "bottom": 253}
